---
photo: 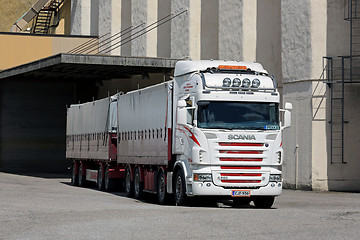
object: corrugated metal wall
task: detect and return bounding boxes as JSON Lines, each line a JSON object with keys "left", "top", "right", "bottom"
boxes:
{"left": 0, "top": 80, "right": 74, "bottom": 173}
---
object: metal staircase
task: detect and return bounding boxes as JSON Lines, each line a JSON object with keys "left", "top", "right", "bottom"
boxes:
{"left": 32, "top": 0, "right": 64, "bottom": 34}
{"left": 324, "top": 0, "right": 360, "bottom": 164}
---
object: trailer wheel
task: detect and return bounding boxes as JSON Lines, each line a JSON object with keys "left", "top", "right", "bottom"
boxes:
{"left": 97, "top": 164, "right": 104, "bottom": 191}
{"left": 157, "top": 170, "right": 168, "bottom": 205}
{"left": 134, "top": 167, "right": 143, "bottom": 199}
{"left": 78, "top": 162, "right": 86, "bottom": 187}
{"left": 125, "top": 167, "right": 134, "bottom": 197}
{"left": 253, "top": 196, "right": 275, "bottom": 209}
{"left": 174, "top": 170, "right": 186, "bottom": 206}
{"left": 104, "top": 165, "right": 114, "bottom": 192}
{"left": 71, "top": 161, "right": 78, "bottom": 186}
{"left": 233, "top": 198, "right": 251, "bottom": 207}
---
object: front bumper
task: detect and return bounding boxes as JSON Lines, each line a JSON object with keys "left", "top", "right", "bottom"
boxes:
{"left": 190, "top": 180, "right": 282, "bottom": 197}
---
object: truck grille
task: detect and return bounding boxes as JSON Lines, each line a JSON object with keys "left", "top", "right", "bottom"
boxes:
{"left": 212, "top": 142, "right": 269, "bottom": 187}
{"left": 218, "top": 142, "right": 264, "bottom": 163}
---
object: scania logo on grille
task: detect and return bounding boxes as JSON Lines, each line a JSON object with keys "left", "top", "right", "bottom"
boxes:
{"left": 228, "top": 134, "right": 256, "bottom": 140}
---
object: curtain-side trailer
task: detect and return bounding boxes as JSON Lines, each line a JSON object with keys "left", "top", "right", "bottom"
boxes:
{"left": 66, "top": 60, "right": 292, "bottom": 208}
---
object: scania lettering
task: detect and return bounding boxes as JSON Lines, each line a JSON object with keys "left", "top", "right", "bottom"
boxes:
{"left": 66, "top": 60, "right": 292, "bottom": 208}
{"left": 228, "top": 135, "right": 256, "bottom": 140}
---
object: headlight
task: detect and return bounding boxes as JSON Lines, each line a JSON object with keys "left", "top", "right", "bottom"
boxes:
{"left": 193, "top": 173, "right": 212, "bottom": 182}
{"left": 242, "top": 78, "right": 250, "bottom": 88}
{"left": 252, "top": 79, "right": 260, "bottom": 88}
{"left": 232, "top": 78, "right": 241, "bottom": 87}
{"left": 223, "top": 78, "right": 231, "bottom": 87}
{"left": 269, "top": 174, "right": 282, "bottom": 182}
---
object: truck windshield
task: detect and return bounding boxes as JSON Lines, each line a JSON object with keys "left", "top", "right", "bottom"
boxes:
{"left": 197, "top": 101, "right": 279, "bottom": 130}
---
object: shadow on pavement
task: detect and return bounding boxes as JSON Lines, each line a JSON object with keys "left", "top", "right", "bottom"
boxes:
{"left": 1, "top": 171, "right": 70, "bottom": 179}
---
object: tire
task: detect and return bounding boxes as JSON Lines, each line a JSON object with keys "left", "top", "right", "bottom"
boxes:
{"left": 78, "top": 162, "right": 86, "bottom": 187}
{"left": 71, "top": 161, "right": 78, "bottom": 186}
{"left": 157, "top": 170, "right": 168, "bottom": 205}
{"left": 104, "top": 165, "right": 115, "bottom": 192}
{"left": 125, "top": 167, "right": 134, "bottom": 197}
{"left": 174, "top": 170, "right": 187, "bottom": 206}
{"left": 97, "top": 164, "right": 104, "bottom": 191}
{"left": 134, "top": 167, "right": 144, "bottom": 199}
{"left": 233, "top": 198, "right": 251, "bottom": 206}
{"left": 253, "top": 196, "right": 275, "bottom": 209}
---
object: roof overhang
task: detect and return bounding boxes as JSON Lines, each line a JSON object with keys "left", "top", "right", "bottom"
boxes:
{"left": 0, "top": 54, "right": 180, "bottom": 81}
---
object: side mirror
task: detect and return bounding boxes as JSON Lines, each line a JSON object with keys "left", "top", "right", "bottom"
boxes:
{"left": 283, "top": 110, "right": 291, "bottom": 128}
{"left": 283, "top": 102, "right": 292, "bottom": 129}
{"left": 177, "top": 100, "right": 187, "bottom": 125}
{"left": 177, "top": 108, "right": 187, "bottom": 125}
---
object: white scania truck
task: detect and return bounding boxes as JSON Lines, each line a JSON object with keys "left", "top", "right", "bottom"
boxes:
{"left": 66, "top": 60, "right": 292, "bottom": 208}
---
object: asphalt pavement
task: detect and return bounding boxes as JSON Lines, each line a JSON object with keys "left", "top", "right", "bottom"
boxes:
{"left": 0, "top": 172, "right": 359, "bottom": 240}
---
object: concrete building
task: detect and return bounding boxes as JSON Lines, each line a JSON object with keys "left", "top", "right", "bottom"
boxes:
{"left": 1, "top": 0, "right": 359, "bottom": 191}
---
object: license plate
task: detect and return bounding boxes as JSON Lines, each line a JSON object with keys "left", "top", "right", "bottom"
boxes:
{"left": 231, "top": 190, "right": 251, "bottom": 197}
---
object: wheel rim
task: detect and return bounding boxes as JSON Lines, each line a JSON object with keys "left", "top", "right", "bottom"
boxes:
{"left": 126, "top": 169, "right": 131, "bottom": 193}
{"left": 158, "top": 173, "right": 165, "bottom": 200}
{"left": 79, "top": 164, "right": 83, "bottom": 185}
{"left": 134, "top": 170, "right": 140, "bottom": 195}
{"left": 105, "top": 166, "right": 109, "bottom": 187}
{"left": 98, "top": 165, "right": 103, "bottom": 188}
{"left": 175, "top": 175, "right": 182, "bottom": 201}
{"left": 72, "top": 162, "right": 76, "bottom": 183}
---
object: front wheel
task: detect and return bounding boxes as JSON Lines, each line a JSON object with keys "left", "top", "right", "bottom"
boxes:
{"left": 253, "top": 196, "right": 275, "bottom": 209}
{"left": 174, "top": 170, "right": 186, "bottom": 206}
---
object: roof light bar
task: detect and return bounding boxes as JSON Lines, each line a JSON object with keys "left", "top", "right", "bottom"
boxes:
{"left": 218, "top": 65, "right": 247, "bottom": 70}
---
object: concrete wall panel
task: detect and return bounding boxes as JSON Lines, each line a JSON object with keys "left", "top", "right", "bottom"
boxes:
{"left": 131, "top": 0, "right": 147, "bottom": 56}
{"left": 281, "top": 0, "right": 312, "bottom": 82}
{"left": 256, "top": 0, "right": 282, "bottom": 84}
{"left": 200, "top": 0, "right": 218, "bottom": 60}
{"left": 157, "top": 0, "right": 171, "bottom": 58}
{"left": 98, "top": 0, "right": 121, "bottom": 55}
{"left": 171, "top": 0, "right": 190, "bottom": 58}
{"left": 327, "top": 0, "right": 350, "bottom": 56}
{"left": 218, "top": 0, "right": 243, "bottom": 60}
{"left": 283, "top": 81, "right": 313, "bottom": 190}
{"left": 121, "top": 0, "right": 132, "bottom": 56}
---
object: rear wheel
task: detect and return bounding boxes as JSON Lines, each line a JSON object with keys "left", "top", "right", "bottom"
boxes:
{"left": 253, "top": 196, "right": 275, "bottom": 209}
{"left": 78, "top": 162, "right": 86, "bottom": 187}
{"left": 104, "top": 165, "right": 115, "bottom": 192}
{"left": 125, "top": 167, "right": 134, "bottom": 197}
{"left": 174, "top": 170, "right": 186, "bottom": 206}
{"left": 71, "top": 161, "right": 78, "bottom": 186}
{"left": 157, "top": 170, "right": 168, "bottom": 205}
{"left": 97, "top": 164, "right": 104, "bottom": 191}
{"left": 134, "top": 167, "right": 144, "bottom": 199}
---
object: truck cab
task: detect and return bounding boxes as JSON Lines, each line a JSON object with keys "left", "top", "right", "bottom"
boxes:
{"left": 171, "top": 60, "right": 292, "bottom": 207}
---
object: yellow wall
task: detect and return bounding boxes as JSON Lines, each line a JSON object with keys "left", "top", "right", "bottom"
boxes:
{"left": 0, "top": 33, "right": 97, "bottom": 70}
{"left": 0, "top": 0, "right": 38, "bottom": 32}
